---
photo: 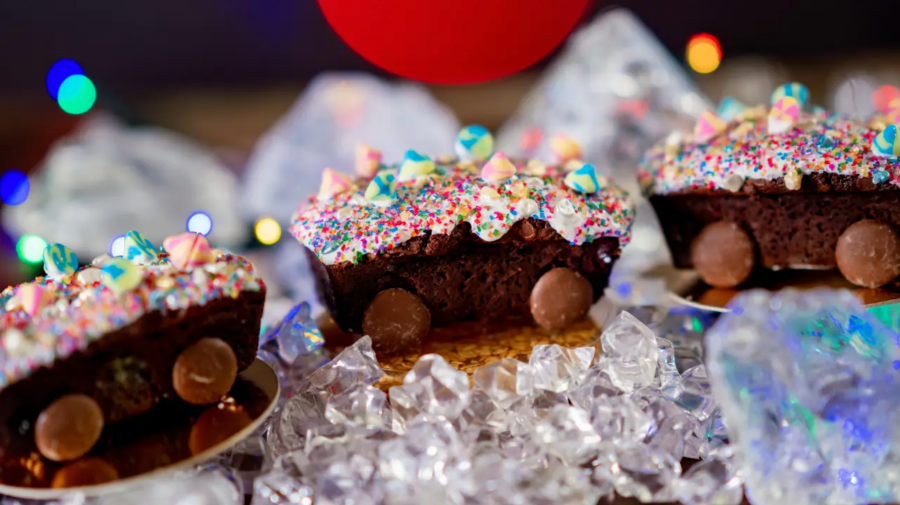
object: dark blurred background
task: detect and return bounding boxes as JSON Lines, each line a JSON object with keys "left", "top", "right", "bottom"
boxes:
{"left": 2, "top": 0, "right": 899, "bottom": 92}
{"left": 1, "top": 1, "right": 899, "bottom": 287}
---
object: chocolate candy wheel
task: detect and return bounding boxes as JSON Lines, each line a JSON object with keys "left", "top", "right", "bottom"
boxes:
{"left": 51, "top": 458, "right": 119, "bottom": 488}
{"left": 836, "top": 220, "right": 900, "bottom": 288}
{"left": 35, "top": 394, "right": 105, "bottom": 462}
{"left": 690, "top": 221, "right": 756, "bottom": 288}
{"left": 362, "top": 288, "right": 431, "bottom": 355}
{"left": 173, "top": 338, "right": 238, "bottom": 405}
{"left": 530, "top": 267, "right": 593, "bottom": 331}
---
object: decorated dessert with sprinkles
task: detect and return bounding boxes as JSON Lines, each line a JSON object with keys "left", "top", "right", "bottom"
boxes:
{"left": 0, "top": 231, "right": 265, "bottom": 463}
{"left": 639, "top": 83, "right": 900, "bottom": 289}
{"left": 291, "top": 126, "right": 634, "bottom": 353}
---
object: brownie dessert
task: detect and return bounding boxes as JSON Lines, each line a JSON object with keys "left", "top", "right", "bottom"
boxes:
{"left": 0, "top": 231, "right": 265, "bottom": 462}
{"left": 292, "top": 128, "right": 634, "bottom": 352}
{"left": 638, "top": 83, "right": 900, "bottom": 289}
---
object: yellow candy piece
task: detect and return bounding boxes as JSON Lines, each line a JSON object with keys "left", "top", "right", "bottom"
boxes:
{"left": 564, "top": 163, "right": 602, "bottom": 194}
{"left": 100, "top": 258, "right": 143, "bottom": 294}
{"left": 549, "top": 135, "right": 582, "bottom": 163}
{"left": 163, "top": 232, "right": 215, "bottom": 269}
{"left": 398, "top": 150, "right": 436, "bottom": 182}
{"left": 365, "top": 172, "right": 397, "bottom": 206}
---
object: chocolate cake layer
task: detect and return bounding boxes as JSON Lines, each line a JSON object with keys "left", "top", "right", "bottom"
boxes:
{"left": 309, "top": 219, "right": 621, "bottom": 333}
{"left": 650, "top": 189, "right": 900, "bottom": 270}
{"left": 0, "top": 289, "right": 264, "bottom": 452}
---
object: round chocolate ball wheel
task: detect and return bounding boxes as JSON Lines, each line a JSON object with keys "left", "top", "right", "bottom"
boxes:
{"left": 173, "top": 338, "right": 238, "bottom": 405}
{"left": 35, "top": 394, "right": 105, "bottom": 462}
{"left": 51, "top": 458, "right": 119, "bottom": 488}
{"left": 362, "top": 288, "right": 431, "bottom": 354}
{"left": 530, "top": 267, "right": 593, "bottom": 331}
{"left": 690, "top": 221, "right": 756, "bottom": 288}
{"left": 836, "top": 220, "right": 900, "bottom": 288}
{"left": 188, "top": 404, "right": 252, "bottom": 456}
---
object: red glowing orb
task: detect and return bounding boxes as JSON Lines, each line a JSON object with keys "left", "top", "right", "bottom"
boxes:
{"left": 317, "top": 0, "right": 592, "bottom": 84}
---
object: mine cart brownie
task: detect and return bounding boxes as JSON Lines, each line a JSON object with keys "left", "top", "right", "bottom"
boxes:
{"left": 292, "top": 126, "right": 634, "bottom": 353}
{"left": 639, "top": 83, "right": 900, "bottom": 289}
{"left": 0, "top": 231, "right": 265, "bottom": 462}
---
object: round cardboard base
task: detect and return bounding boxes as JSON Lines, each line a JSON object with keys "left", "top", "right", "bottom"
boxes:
{"left": 0, "top": 359, "right": 279, "bottom": 500}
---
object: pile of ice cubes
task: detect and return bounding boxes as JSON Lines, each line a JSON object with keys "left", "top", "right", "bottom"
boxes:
{"left": 246, "top": 301, "right": 740, "bottom": 505}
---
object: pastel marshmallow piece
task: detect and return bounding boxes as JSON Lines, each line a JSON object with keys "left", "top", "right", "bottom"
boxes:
{"left": 564, "top": 163, "right": 602, "bottom": 194}
{"left": 355, "top": 144, "right": 383, "bottom": 179}
{"left": 365, "top": 172, "right": 397, "bottom": 206}
{"left": 455, "top": 125, "right": 495, "bottom": 162}
{"left": 481, "top": 152, "right": 517, "bottom": 182}
{"left": 16, "top": 284, "right": 53, "bottom": 316}
{"left": 124, "top": 230, "right": 159, "bottom": 265}
{"left": 549, "top": 135, "right": 582, "bottom": 163}
{"left": 693, "top": 110, "right": 727, "bottom": 144}
{"left": 398, "top": 150, "right": 436, "bottom": 182}
{"left": 318, "top": 168, "right": 354, "bottom": 200}
{"left": 100, "top": 258, "right": 143, "bottom": 294}
{"left": 163, "top": 232, "right": 215, "bottom": 269}
{"left": 42, "top": 243, "right": 78, "bottom": 280}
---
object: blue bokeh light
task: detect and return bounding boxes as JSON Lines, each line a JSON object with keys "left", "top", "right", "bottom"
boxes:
{"left": 0, "top": 170, "right": 30, "bottom": 206}
{"left": 186, "top": 211, "right": 213, "bottom": 236}
{"left": 109, "top": 235, "right": 125, "bottom": 257}
{"left": 46, "top": 59, "right": 85, "bottom": 100}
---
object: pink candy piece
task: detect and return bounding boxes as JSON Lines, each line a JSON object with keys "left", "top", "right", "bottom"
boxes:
{"left": 318, "top": 168, "right": 354, "bottom": 200}
{"left": 163, "top": 232, "right": 215, "bottom": 269}
{"left": 693, "top": 110, "right": 727, "bottom": 144}
{"left": 481, "top": 152, "right": 517, "bottom": 182}
{"left": 16, "top": 284, "right": 52, "bottom": 317}
{"left": 355, "top": 144, "right": 383, "bottom": 179}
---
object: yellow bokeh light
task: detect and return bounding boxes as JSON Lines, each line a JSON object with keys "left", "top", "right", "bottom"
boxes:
{"left": 255, "top": 218, "right": 282, "bottom": 245}
{"left": 687, "top": 34, "right": 722, "bottom": 74}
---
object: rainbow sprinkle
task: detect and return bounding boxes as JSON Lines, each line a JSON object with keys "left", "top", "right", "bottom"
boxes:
{"left": 0, "top": 250, "right": 264, "bottom": 389}
{"left": 291, "top": 158, "right": 634, "bottom": 266}
{"left": 639, "top": 109, "right": 900, "bottom": 194}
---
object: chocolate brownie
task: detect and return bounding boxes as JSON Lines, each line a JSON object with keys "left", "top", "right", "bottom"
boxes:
{"left": 0, "top": 231, "right": 265, "bottom": 461}
{"left": 292, "top": 135, "right": 634, "bottom": 351}
{"left": 638, "top": 84, "right": 900, "bottom": 288}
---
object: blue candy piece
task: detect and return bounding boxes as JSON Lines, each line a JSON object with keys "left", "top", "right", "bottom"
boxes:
{"left": 716, "top": 96, "right": 747, "bottom": 121}
{"left": 124, "top": 230, "right": 159, "bottom": 265}
{"left": 454, "top": 125, "right": 495, "bottom": 162}
{"left": 872, "top": 124, "right": 900, "bottom": 157}
{"left": 873, "top": 170, "right": 890, "bottom": 184}
{"left": 42, "top": 243, "right": 78, "bottom": 279}
{"left": 771, "top": 82, "right": 810, "bottom": 109}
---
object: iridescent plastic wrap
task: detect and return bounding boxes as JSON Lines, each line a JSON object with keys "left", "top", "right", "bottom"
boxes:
{"left": 707, "top": 289, "right": 900, "bottom": 505}
{"left": 3, "top": 115, "right": 247, "bottom": 258}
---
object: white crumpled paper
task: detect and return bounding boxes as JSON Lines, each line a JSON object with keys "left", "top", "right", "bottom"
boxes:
{"left": 498, "top": 9, "right": 714, "bottom": 275}
{"left": 240, "top": 73, "right": 460, "bottom": 224}
{"left": 3, "top": 114, "right": 247, "bottom": 258}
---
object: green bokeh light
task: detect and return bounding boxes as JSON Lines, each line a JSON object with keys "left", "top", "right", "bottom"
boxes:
{"left": 16, "top": 234, "right": 48, "bottom": 264}
{"left": 57, "top": 75, "right": 97, "bottom": 115}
